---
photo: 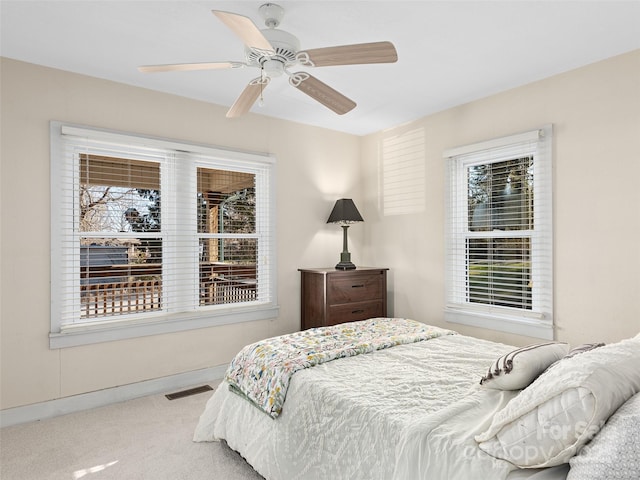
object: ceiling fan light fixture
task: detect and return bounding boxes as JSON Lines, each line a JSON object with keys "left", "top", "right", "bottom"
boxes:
{"left": 262, "top": 58, "right": 285, "bottom": 77}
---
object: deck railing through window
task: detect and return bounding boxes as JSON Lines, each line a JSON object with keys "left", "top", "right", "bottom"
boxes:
{"left": 80, "top": 263, "right": 257, "bottom": 318}
{"left": 199, "top": 263, "right": 257, "bottom": 306}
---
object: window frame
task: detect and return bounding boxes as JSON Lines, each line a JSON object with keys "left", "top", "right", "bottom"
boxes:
{"left": 50, "top": 122, "right": 278, "bottom": 348}
{"left": 444, "top": 126, "right": 553, "bottom": 339}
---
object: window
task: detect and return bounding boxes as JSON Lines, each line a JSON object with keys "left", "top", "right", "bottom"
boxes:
{"left": 444, "top": 126, "right": 553, "bottom": 339}
{"left": 50, "top": 123, "right": 277, "bottom": 348}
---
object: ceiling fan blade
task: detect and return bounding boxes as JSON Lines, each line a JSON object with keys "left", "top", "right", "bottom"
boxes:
{"left": 226, "top": 77, "right": 270, "bottom": 118}
{"left": 212, "top": 10, "right": 274, "bottom": 53}
{"left": 289, "top": 73, "right": 356, "bottom": 115}
{"left": 298, "top": 41, "right": 398, "bottom": 67}
{"left": 138, "top": 62, "right": 244, "bottom": 73}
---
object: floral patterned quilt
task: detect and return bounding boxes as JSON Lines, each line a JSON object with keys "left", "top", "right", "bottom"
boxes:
{"left": 225, "top": 317, "right": 456, "bottom": 418}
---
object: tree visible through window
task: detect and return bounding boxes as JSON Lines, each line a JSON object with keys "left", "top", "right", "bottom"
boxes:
{"left": 79, "top": 155, "right": 163, "bottom": 318}
{"left": 466, "top": 157, "right": 533, "bottom": 309}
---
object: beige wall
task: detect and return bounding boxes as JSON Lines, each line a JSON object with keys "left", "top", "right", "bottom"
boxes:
{"left": 2, "top": 50, "right": 639, "bottom": 411}
{"left": 0, "top": 58, "right": 362, "bottom": 409}
{"left": 360, "top": 49, "right": 640, "bottom": 347}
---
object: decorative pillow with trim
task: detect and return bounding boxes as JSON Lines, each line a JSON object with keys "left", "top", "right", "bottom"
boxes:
{"left": 479, "top": 342, "right": 569, "bottom": 391}
{"left": 475, "top": 337, "right": 640, "bottom": 468}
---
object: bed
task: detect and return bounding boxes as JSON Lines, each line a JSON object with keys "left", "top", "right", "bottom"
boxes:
{"left": 194, "top": 318, "right": 640, "bottom": 480}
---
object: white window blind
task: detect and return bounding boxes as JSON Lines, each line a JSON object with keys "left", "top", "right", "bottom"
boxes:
{"left": 444, "top": 126, "right": 553, "bottom": 339}
{"left": 50, "top": 123, "right": 277, "bottom": 347}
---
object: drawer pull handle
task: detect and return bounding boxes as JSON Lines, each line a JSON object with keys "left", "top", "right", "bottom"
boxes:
{"left": 352, "top": 284, "right": 365, "bottom": 288}
{"left": 352, "top": 309, "right": 365, "bottom": 314}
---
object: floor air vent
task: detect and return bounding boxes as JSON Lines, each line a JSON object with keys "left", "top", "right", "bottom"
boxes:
{"left": 165, "top": 385, "right": 213, "bottom": 400}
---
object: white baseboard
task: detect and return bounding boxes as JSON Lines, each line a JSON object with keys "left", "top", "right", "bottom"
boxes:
{"left": 0, "top": 364, "right": 227, "bottom": 428}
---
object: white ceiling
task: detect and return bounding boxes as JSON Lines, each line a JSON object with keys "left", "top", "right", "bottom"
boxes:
{"left": 1, "top": 1, "right": 639, "bottom": 136}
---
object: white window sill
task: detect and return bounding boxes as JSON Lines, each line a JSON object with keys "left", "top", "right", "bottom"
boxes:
{"left": 445, "top": 307, "right": 553, "bottom": 340}
{"left": 50, "top": 305, "right": 279, "bottom": 349}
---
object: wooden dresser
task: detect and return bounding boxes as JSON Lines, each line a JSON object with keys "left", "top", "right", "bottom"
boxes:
{"left": 299, "top": 267, "right": 388, "bottom": 330}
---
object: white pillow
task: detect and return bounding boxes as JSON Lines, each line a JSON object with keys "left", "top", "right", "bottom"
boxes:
{"left": 479, "top": 342, "right": 569, "bottom": 390}
{"left": 475, "top": 337, "right": 640, "bottom": 468}
{"left": 568, "top": 392, "right": 640, "bottom": 479}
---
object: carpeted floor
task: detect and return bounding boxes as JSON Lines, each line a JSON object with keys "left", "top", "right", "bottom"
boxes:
{"left": 0, "top": 383, "right": 264, "bottom": 480}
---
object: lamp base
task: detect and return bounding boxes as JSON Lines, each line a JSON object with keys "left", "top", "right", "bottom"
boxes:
{"left": 335, "top": 261, "right": 356, "bottom": 270}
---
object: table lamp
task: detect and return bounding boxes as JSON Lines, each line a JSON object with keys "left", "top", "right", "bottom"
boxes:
{"left": 326, "top": 198, "right": 364, "bottom": 270}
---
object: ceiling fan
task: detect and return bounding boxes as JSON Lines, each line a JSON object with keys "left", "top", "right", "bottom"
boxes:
{"left": 138, "top": 3, "right": 398, "bottom": 118}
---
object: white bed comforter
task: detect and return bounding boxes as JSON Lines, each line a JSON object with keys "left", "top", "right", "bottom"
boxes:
{"left": 194, "top": 334, "right": 525, "bottom": 480}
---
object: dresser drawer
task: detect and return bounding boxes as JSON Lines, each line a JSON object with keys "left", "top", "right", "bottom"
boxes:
{"left": 327, "top": 273, "right": 384, "bottom": 304}
{"left": 327, "top": 301, "right": 384, "bottom": 326}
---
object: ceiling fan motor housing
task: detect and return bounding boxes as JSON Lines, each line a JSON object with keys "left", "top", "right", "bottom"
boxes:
{"left": 246, "top": 28, "right": 300, "bottom": 76}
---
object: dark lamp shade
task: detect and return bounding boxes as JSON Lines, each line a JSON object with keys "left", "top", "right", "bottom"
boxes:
{"left": 326, "top": 198, "right": 364, "bottom": 225}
